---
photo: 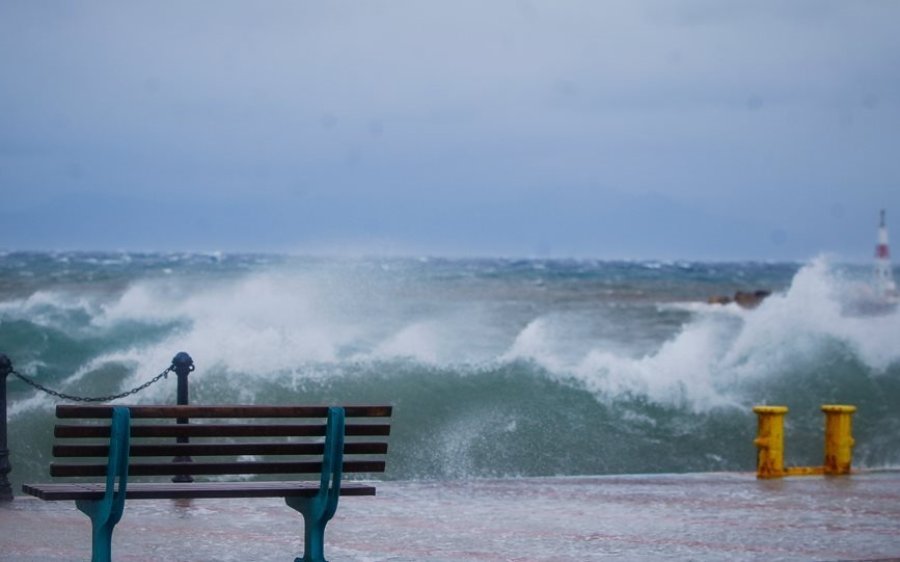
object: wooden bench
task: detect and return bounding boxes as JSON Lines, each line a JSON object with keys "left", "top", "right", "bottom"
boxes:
{"left": 22, "top": 404, "right": 392, "bottom": 562}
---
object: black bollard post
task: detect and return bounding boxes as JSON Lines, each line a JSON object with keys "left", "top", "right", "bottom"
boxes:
{"left": 171, "top": 352, "right": 194, "bottom": 483}
{"left": 0, "top": 354, "right": 13, "bottom": 501}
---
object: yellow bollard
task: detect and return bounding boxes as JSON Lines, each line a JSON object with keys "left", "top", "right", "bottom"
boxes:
{"left": 752, "top": 406, "right": 788, "bottom": 479}
{"left": 822, "top": 405, "right": 856, "bottom": 475}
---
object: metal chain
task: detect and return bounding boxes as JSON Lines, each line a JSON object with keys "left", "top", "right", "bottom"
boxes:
{"left": 10, "top": 366, "right": 172, "bottom": 403}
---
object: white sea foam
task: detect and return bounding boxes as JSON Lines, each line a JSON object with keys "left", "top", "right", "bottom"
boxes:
{"left": 724, "top": 257, "right": 900, "bottom": 373}
{"left": 6, "top": 256, "right": 898, "bottom": 414}
{"left": 371, "top": 321, "right": 444, "bottom": 364}
{"left": 87, "top": 267, "right": 509, "bottom": 381}
{"left": 0, "top": 290, "right": 99, "bottom": 329}
{"left": 501, "top": 256, "right": 900, "bottom": 410}
{"left": 3, "top": 255, "right": 900, "bottom": 480}
{"left": 96, "top": 271, "right": 358, "bottom": 374}
{"left": 503, "top": 312, "right": 742, "bottom": 409}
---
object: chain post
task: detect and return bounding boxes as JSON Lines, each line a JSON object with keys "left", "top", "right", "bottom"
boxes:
{"left": 171, "top": 352, "right": 194, "bottom": 483}
{"left": 0, "top": 354, "right": 14, "bottom": 501}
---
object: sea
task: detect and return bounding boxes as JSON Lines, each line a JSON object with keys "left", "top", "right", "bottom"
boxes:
{"left": 2, "top": 252, "right": 899, "bottom": 494}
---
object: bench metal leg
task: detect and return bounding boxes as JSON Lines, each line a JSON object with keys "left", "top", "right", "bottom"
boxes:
{"left": 75, "top": 407, "right": 131, "bottom": 562}
{"left": 285, "top": 407, "right": 345, "bottom": 562}
{"left": 76, "top": 499, "right": 121, "bottom": 562}
{"left": 286, "top": 497, "right": 329, "bottom": 562}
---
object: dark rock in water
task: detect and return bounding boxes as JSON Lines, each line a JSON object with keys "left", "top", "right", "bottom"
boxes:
{"left": 708, "top": 290, "right": 771, "bottom": 309}
{"left": 734, "top": 290, "right": 771, "bottom": 309}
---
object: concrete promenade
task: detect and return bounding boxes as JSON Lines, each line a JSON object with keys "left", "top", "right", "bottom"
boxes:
{"left": 1, "top": 471, "right": 899, "bottom": 561}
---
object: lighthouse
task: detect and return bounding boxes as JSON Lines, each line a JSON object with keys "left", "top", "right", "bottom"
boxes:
{"left": 875, "top": 209, "right": 898, "bottom": 299}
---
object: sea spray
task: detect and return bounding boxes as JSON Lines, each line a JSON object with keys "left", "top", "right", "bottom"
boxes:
{"left": 1, "top": 253, "right": 898, "bottom": 494}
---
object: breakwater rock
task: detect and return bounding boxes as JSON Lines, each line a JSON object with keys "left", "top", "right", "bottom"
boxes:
{"left": 707, "top": 289, "right": 772, "bottom": 309}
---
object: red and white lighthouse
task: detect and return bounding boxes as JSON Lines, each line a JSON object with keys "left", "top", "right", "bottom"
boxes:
{"left": 875, "top": 209, "right": 897, "bottom": 298}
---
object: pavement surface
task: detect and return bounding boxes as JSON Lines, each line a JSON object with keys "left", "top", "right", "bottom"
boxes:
{"left": 1, "top": 471, "right": 899, "bottom": 561}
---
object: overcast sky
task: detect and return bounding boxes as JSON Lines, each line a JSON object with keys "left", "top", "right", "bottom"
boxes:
{"left": 2, "top": 1, "right": 899, "bottom": 260}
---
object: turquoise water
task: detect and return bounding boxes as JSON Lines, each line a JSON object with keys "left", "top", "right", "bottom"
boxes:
{"left": 2, "top": 253, "right": 899, "bottom": 492}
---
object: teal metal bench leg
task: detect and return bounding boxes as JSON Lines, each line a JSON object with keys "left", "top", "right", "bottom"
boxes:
{"left": 285, "top": 497, "right": 329, "bottom": 562}
{"left": 75, "top": 407, "right": 131, "bottom": 562}
{"left": 285, "top": 406, "right": 344, "bottom": 562}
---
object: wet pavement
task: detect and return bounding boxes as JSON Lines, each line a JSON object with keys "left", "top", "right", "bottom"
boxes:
{"left": 2, "top": 471, "right": 899, "bottom": 561}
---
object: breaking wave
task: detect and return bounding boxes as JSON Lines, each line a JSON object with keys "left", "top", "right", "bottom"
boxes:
{"left": 2, "top": 254, "right": 898, "bottom": 489}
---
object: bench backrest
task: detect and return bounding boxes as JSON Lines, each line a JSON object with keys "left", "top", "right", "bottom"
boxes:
{"left": 50, "top": 404, "right": 391, "bottom": 480}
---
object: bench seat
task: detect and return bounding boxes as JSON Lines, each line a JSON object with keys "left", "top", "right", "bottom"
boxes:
{"left": 23, "top": 480, "right": 376, "bottom": 501}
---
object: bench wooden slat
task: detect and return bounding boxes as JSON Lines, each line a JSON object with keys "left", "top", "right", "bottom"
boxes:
{"left": 23, "top": 481, "right": 377, "bottom": 501}
{"left": 50, "top": 460, "right": 387, "bottom": 477}
{"left": 53, "top": 442, "right": 389, "bottom": 458}
{"left": 55, "top": 423, "right": 391, "bottom": 439}
{"left": 56, "top": 404, "right": 392, "bottom": 419}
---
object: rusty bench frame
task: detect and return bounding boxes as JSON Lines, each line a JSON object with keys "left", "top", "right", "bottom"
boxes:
{"left": 23, "top": 404, "right": 392, "bottom": 562}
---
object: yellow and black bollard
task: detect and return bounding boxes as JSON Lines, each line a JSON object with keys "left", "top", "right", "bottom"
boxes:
{"left": 822, "top": 405, "right": 856, "bottom": 476}
{"left": 752, "top": 405, "right": 788, "bottom": 479}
